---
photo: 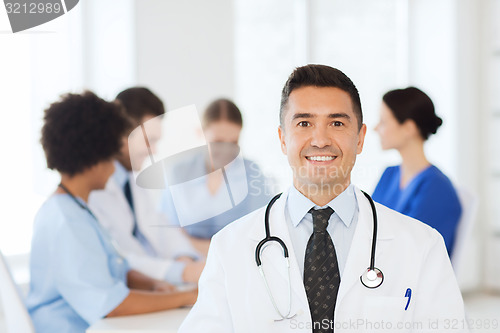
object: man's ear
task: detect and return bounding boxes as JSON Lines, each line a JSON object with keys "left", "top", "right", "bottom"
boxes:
{"left": 356, "top": 124, "right": 367, "bottom": 154}
{"left": 278, "top": 126, "right": 287, "bottom": 155}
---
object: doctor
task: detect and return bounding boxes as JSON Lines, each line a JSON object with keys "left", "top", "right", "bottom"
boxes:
{"left": 89, "top": 87, "right": 204, "bottom": 285}
{"left": 179, "top": 65, "right": 467, "bottom": 332}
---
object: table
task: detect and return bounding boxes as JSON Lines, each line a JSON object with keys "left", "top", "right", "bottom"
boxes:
{"left": 86, "top": 308, "right": 191, "bottom": 333}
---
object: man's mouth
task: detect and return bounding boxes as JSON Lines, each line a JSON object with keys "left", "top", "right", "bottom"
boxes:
{"left": 305, "top": 155, "right": 337, "bottom": 162}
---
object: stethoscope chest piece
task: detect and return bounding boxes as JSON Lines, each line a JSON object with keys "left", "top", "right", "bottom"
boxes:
{"left": 360, "top": 267, "right": 384, "bottom": 289}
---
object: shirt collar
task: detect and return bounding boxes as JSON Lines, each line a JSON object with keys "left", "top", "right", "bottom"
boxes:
{"left": 287, "top": 184, "right": 357, "bottom": 228}
{"left": 112, "top": 160, "right": 130, "bottom": 188}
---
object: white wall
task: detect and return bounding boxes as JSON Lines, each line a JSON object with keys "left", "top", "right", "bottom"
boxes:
{"left": 481, "top": 0, "right": 500, "bottom": 291}
{"left": 453, "top": 0, "right": 482, "bottom": 292}
{"left": 135, "top": 0, "right": 235, "bottom": 113}
{"left": 82, "top": 0, "right": 136, "bottom": 99}
{"left": 408, "top": 0, "right": 458, "bottom": 181}
{"left": 0, "top": 0, "right": 85, "bottom": 256}
{"left": 234, "top": 0, "right": 296, "bottom": 190}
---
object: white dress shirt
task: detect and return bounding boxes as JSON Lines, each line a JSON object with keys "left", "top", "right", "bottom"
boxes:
{"left": 285, "top": 184, "right": 359, "bottom": 277}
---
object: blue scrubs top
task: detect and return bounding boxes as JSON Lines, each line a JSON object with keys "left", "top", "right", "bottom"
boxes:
{"left": 26, "top": 194, "right": 130, "bottom": 333}
{"left": 372, "top": 165, "right": 462, "bottom": 255}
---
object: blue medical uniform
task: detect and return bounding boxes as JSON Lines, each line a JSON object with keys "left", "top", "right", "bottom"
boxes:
{"left": 159, "top": 155, "right": 272, "bottom": 239}
{"left": 26, "top": 194, "right": 130, "bottom": 333}
{"left": 372, "top": 165, "right": 462, "bottom": 255}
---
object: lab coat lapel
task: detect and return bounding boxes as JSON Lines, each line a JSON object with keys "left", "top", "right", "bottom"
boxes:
{"left": 248, "top": 190, "right": 311, "bottom": 313}
{"left": 336, "top": 187, "right": 394, "bottom": 305}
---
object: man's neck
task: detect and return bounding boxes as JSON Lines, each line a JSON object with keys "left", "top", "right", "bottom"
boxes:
{"left": 293, "top": 180, "right": 350, "bottom": 207}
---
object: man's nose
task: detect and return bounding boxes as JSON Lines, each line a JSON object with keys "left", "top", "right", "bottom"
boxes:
{"left": 310, "top": 126, "right": 332, "bottom": 148}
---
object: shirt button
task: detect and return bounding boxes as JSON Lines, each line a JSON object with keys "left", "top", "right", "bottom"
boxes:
{"left": 116, "top": 257, "right": 124, "bottom": 264}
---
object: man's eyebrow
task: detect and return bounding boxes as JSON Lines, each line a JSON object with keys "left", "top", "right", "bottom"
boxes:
{"left": 291, "top": 112, "right": 352, "bottom": 120}
{"left": 328, "top": 113, "right": 351, "bottom": 120}
{"left": 291, "top": 113, "right": 314, "bottom": 120}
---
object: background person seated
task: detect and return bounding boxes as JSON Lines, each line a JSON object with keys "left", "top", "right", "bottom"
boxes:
{"left": 372, "top": 87, "right": 462, "bottom": 255}
{"left": 26, "top": 92, "right": 197, "bottom": 333}
{"left": 159, "top": 98, "right": 273, "bottom": 255}
{"left": 89, "top": 87, "right": 204, "bottom": 285}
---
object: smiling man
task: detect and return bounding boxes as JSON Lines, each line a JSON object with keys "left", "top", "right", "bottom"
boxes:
{"left": 179, "top": 65, "right": 467, "bottom": 333}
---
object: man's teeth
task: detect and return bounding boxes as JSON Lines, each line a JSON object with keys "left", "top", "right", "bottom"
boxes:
{"left": 307, "top": 156, "right": 335, "bottom": 161}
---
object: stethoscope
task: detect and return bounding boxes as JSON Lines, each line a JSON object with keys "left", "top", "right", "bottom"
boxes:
{"left": 255, "top": 190, "right": 384, "bottom": 321}
{"left": 58, "top": 183, "right": 126, "bottom": 261}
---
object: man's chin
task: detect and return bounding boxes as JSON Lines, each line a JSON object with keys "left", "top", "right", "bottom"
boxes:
{"left": 295, "top": 179, "right": 348, "bottom": 196}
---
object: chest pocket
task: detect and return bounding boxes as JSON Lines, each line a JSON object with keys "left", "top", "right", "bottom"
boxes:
{"left": 362, "top": 296, "right": 410, "bottom": 332}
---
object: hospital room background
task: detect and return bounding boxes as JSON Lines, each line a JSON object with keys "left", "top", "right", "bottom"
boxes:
{"left": 1, "top": 0, "right": 499, "bottom": 331}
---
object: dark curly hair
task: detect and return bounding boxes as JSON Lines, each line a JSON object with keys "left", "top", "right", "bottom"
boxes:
{"left": 383, "top": 87, "right": 442, "bottom": 140}
{"left": 41, "top": 91, "right": 131, "bottom": 176}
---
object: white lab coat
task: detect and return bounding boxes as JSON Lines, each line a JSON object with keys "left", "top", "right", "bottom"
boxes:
{"left": 179, "top": 186, "right": 468, "bottom": 333}
{"left": 89, "top": 174, "right": 198, "bottom": 281}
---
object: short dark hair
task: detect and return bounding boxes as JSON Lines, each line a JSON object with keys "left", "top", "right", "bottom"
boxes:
{"left": 41, "top": 91, "right": 130, "bottom": 176}
{"left": 202, "top": 98, "right": 243, "bottom": 128}
{"left": 115, "top": 87, "right": 165, "bottom": 123}
{"left": 280, "top": 64, "right": 363, "bottom": 129}
{"left": 383, "top": 87, "right": 442, "bottom": 140}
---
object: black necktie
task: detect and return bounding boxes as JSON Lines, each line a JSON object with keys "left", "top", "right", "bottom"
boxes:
{"left": 304, "top": 207, "right": 340, "bottom": 333}
{"left": 123, "top": 180, "right": 139, "bottom": 237}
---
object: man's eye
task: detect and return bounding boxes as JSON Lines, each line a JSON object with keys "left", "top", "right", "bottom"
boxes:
{"left": 333, "top": 121, "right": 344, "bottom": 127}
{"left": 298, "top": 121, "right": 310, "bottom": 127}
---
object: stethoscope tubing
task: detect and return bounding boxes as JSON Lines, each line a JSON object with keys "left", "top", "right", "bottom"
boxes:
{"left": 255, "top": 189, "right": 381, "bottom": 286}
{"left": 361, "top": 190, "right": 378, "bottom": 271}
{"left": 255, "top": 193, "right": 286, "bottom": 266}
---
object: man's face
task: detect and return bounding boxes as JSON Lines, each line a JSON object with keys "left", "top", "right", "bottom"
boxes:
{"left": 278, "top": 86, "right": 366, "bottom": 196}
{"left": 118, "top": 114, "right": 162, "bottom": 171}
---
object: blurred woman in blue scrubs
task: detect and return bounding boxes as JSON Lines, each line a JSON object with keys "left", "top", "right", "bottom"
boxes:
{"left": 372, "top": 87, "right": 462, "bottom": 255}
{"left": 26, "top": 92, "right": 197, "bottom": 333}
